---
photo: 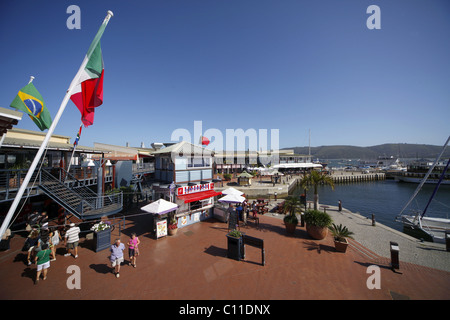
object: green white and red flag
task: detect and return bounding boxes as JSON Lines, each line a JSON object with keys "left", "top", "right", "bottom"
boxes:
{"left": 70, "top": 13, "right": 111, "bottom": 127}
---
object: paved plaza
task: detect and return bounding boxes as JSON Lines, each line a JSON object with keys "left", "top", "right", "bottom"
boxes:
{"left": 0, "top": 211, "right": 449, "bottom": 301}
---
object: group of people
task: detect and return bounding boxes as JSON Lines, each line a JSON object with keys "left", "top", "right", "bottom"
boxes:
{"left": 23, "top": 210, "right": 142, "bottom": 283}
{"left": 228, "top": 200, "right": 260, "bottom": 225}
{"left": 24, "top": 211, "right": 82, "bottom": 284}
{"left": 109, "top": 233, "right": 140, "bottom": 278}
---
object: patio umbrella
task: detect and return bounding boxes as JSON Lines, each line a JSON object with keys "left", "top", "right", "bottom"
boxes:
{"left": 218, "top": 193, "right": 246, "bottom": 204}
{"left": 221, "top": 187, "right": 244, "bottom": 196}
{"left": 141, "top": 199, "right": 178, "bottom": 215}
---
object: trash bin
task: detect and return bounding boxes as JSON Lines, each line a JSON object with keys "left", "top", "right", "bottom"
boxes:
{"left": 390, "top": 241, "right": 399, "bottom": 270}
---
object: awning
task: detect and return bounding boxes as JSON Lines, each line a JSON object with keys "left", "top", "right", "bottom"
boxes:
{"left": 273, "top": 163, "right": 323, "bottom": 169}
{"left": 177, "top": 190, "right": 222, "bottom": 203}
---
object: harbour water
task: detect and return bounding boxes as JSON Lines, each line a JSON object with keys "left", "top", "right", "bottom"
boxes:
{"left": 290, "top": 179, "right": 450, "bottom": 233}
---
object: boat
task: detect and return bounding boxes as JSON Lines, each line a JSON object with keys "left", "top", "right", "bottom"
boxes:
{"left": 396, "top": 136, "right": 450, "bottom": 243}
{"left": 395, "top": 159, "right": 450, "bottom": 184}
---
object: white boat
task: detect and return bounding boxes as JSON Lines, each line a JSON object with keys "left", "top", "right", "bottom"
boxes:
{"left": 396, "top": 136, "right": 450, "bottom": 243}
{"left": 395, "top": 160, "right": 450, "bottom": 184}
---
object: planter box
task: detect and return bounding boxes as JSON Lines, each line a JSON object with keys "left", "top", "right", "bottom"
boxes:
{"left": 94, "top": 228, "right": 111, "bottom": 252}
{"left": 334, "top": 238, "right": 349, "bottom": 253}
{"left": 226, "top": 234, "right": 245, "bottom": 261}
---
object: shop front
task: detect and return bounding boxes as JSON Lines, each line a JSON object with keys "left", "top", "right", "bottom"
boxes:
{"left": 174, "top": 182, "right": 222, "bottom": 229}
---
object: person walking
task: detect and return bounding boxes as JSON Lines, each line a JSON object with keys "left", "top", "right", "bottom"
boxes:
{"left": 25, "top": 229, "right": 41, "bottom": 266}
{"left": 49, "top": 228, "right": 61, "bottom": 261}
{"left": 110, "top": 238, "right": 125, "bottom": 278}
{"left": 127, "top": 233, "right": 140, "bottom": 268}
{"left": 35, "top": 243, "right": 51, "bottom": 285}
{"left": 64, "top": 223, "right": 80, "bottom": 258}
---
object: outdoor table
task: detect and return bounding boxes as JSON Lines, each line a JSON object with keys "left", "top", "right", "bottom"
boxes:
{"left": 320, "top": 205, "right": 329, "bottom": 213}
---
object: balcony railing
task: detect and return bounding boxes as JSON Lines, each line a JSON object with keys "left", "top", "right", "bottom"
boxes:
{"left": 0, "top": 166, "right": 113, "bottom": 203}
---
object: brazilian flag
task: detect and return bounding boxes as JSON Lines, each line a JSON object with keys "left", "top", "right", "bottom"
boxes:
{"left": 10, "top": 82, "right": 52, "bottom": 131}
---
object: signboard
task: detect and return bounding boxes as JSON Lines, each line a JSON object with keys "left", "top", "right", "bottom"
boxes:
{"left": 228, "top": 209, "right": 238, "bottom": 231}
{"left": 156, "top": 219, "right": 167, "bottom": 239}
{"left": 177, "top": 183, "right": 214, "bottom": 196}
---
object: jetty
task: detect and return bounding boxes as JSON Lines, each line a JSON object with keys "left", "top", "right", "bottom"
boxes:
{"left": 330, "top": 170, "right": 385, "bottom": 183}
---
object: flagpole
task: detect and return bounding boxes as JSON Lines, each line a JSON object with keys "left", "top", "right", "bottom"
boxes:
{"left": 65, "top": 123, "right": 83, "bottom": 179}
{"left": 0, "top": 10, "right": 114, "bottom": 238}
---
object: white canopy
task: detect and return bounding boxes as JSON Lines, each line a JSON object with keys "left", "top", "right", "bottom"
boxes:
{"left": 221, "top": 187, "right": 244, "bottom": 196}
{"left": 218, "top": 194, "right": 246, "bottom": 204}
{"left": 141, "top": 199, "right": 178, "bottom": 215}
{"left": 273, "top": 163, "right": 323, "bottom": 169}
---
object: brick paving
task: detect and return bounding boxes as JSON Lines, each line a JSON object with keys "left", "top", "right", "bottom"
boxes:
{"left": 0, "top": 213, "right": 449, "bottom": 300}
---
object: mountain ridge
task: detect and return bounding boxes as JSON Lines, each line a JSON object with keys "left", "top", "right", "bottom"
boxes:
{"left": 283, "top": 143, "right": 450, "bottom": 159}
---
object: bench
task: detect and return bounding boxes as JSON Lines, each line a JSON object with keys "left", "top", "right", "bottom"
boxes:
{"left": 242, "top": 234, "right": 265, "bottom": 266}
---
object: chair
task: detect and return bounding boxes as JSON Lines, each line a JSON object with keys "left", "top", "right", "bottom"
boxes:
{"left": 247, "top": 212, "right": 259, "bottom": 226}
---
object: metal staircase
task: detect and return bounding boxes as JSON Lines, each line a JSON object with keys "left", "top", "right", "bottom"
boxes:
{"left": 39, "top": 168, "right": 123, "bottom": 220}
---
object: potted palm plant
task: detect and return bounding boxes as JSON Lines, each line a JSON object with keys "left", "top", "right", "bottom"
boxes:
{"left": 304, "top": 209, "right": 332, "bottom": 240}
{"left": 299, "top": 170, "right": 335, "bottom": 210}
{"left": 329, "top": 223, "right": 354, "bottom": 252}
{"left": 283, "top": 196, "right": 301, "bottom": 234}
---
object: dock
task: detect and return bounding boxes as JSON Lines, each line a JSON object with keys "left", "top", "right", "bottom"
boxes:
{"left": 330, "top": 170, "right": 385, "bottom": 183}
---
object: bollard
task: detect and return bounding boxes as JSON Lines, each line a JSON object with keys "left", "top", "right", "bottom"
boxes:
{"left": 371, "top": 214, "right": 376, "bottom": 226}
{"left": 390, "top": 241, "right": 400, "bottom": 270}
{"left": 300, "top": 212, "right": 305, "bottom": 227}
{"left": 446, "top": 231, "right": 450, "bottom": 252}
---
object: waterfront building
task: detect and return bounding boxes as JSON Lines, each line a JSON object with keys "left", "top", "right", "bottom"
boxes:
{"left": 92, "top": 142, "right": 155, "bottom": 192}
{"left": 150, "top": 141, "right": 220, "bottom": 229}
{"left": 0, "top": 128, "right": 122, "bottom": 224}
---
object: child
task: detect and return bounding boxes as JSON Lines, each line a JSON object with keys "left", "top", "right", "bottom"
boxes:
{"left": 127, "top": 233, "right": 140, "bottom": 268}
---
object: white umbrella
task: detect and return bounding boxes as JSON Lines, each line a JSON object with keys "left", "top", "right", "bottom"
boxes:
{"left": 218, "top": 193, "right": 246, "bottom": 204}
{"left": 141, "top": 199, "right": 178, "bottom": 215}
{"left": 221, "top": 187, "right": 244, "bottom": 196}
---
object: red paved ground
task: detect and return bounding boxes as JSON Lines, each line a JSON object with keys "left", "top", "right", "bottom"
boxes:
{"left": 1, "top": 214, "right": 449, "bottom": 300}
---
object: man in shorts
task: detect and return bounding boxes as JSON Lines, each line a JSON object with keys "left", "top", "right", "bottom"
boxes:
{"left": 110, "top": 238, "right": 125, "bottom": 278}
{"left": 64, "top": 223, "right": 80, "bottom": 258}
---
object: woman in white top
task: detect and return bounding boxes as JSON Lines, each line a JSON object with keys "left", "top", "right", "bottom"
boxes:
{"left": 49, "top": 228, "right": 61, "bottom": 261}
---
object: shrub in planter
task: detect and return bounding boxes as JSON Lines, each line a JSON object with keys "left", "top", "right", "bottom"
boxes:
{"left": 168, "top": 218, "right": 178, "bottom": 235}
{"left": 329, "top": 223, "right": 354, "bottom": 252}
{"left": 304, "top": 209, "right": 332, "bottom": 240}
{"left": 283, "top": 214, "right": 298, "bottom": 234}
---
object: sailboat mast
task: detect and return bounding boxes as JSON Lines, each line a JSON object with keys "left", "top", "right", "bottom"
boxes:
{"left": 421, "top": 157, "right": 450, "bottom": 218}
{"left": 398, "top": 135, "right": 450, "bottom": 217}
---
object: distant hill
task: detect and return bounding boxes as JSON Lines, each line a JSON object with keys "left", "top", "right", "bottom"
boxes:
{"left": 284, "top": 143, "right": 450, "bottom": 160}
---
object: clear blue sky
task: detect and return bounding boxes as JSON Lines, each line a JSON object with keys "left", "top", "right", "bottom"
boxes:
{"left": 1, "top": 0, "right": 449, "bottom": 150}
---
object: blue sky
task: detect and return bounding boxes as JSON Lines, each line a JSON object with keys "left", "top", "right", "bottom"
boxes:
{"left": 1, "top": 0, "right": 449, "bottom": 150}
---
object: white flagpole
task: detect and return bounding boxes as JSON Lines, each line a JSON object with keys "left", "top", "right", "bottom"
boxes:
{"left": 65, "top": 123, "right": 83, "bottom": 179}
{"left": 0, "top": 10, "right": 114, "bottom": 238}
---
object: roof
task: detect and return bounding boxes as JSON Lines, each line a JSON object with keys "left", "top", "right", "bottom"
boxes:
{"left": 93, "top": 142, "right": 154, "bottom": 160}
{"left": 0, "top": 107, "right": 22, "bottom": 137}
{"left": 237, "top": 171, "right": 253, "bottom": 178}
{"left": 2, "top": 128, "right": 102, "bottom": 153}
{"left": 151, "top": 141, "right": 214, "bottom": 157}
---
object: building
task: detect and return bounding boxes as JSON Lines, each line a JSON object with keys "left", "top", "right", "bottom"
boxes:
{"left": 151, "top": 141, "right": 220, "bottom": 229}
{"left": 0, "top": 128, "right": 122, "bottom": 224}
